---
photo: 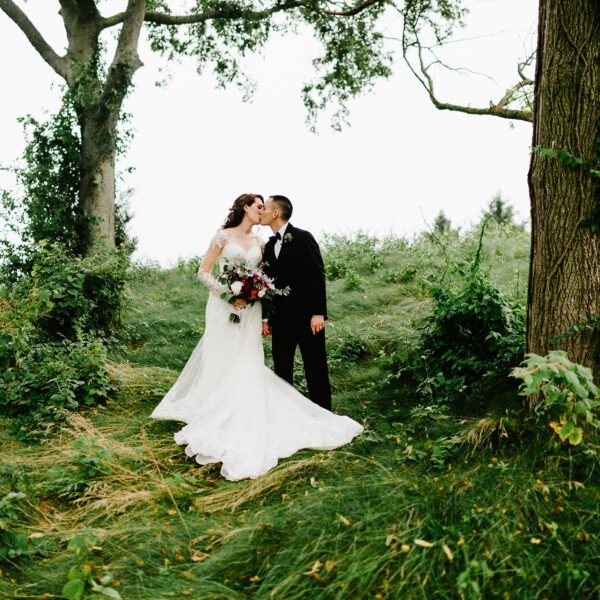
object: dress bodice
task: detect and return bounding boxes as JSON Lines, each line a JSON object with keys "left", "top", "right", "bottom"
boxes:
{"left": 219, "top": 242, "right": 262, "bottom": 270}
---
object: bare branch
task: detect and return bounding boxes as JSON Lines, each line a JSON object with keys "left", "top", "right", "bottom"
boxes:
{"left": 402, "top": 27, "right": 533, "bottom": 123}
{"left": 0, "top": 0, "right": 68, "bottom": 80}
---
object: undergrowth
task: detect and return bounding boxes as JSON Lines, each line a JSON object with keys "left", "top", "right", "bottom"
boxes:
{"left": 2, "top": 226, "right": 600, "bottom": 599}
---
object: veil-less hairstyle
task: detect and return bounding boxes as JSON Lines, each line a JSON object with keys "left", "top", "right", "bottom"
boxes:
{"left": 270, "top": 195, "right": 293, "bottom": 221}
{"left": 223, "top": 194, "right": 264, "bottom": 229}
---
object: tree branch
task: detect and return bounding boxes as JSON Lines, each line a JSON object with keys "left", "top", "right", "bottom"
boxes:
{"left": 101, "top": 0, "right": 382, "bottom": 29}
{"left": 0, "top": 0, "right": 68, "bottom": 80}
{"left": 101, "top": 1, "right": 306, "bottom": 29}
{"left": 101, "top": 0, "right": 145, "bottom": 112}
{"left": 323, "top": 0, "right": 383, "bottom": 17}
{"left": 403, "top": 30, "right": 533, "bottom": 123}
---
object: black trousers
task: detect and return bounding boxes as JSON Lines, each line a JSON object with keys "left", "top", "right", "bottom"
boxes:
{"left": 271, "top": 319, "right": 332, "bottom": 411}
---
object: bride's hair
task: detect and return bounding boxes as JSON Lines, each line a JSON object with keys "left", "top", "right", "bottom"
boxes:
{"left": 223, "top": 194, "right": 264, "bottom": 229}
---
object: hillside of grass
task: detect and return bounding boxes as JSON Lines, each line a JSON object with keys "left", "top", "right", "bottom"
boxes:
{"left": 2, "top": 225, "right": 600, "bottom": 599}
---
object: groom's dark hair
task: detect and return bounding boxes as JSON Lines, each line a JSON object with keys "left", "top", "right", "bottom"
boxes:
{"left": 270, "top": 195, "right": 293, "bottom": 221}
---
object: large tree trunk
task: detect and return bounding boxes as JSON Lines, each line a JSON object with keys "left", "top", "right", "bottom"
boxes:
{"left": 60, "top": 0, "right": 144, "bottom": 254}
{"left": 80, "top": 114, "right": 117, "bottom": 248}
{"left": 527, "top": 0, "right": 600, "bottom": 378}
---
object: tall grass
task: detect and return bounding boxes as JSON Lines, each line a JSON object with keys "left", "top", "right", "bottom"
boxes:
{"left": 2, "top": 225, "right": 600, "bottom": 599}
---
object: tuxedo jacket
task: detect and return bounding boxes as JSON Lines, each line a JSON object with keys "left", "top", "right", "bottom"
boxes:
{"left": 263, "top": 223, "right": 327, "bottom": 326}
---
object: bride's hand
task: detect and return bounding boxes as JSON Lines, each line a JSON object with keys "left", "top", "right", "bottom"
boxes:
{"left": 233, "top": 299, "right": 246, "bottom": 310}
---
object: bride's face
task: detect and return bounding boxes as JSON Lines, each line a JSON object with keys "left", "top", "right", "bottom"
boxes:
{"left": 245, "top": 197, "right": 264, "bottom": 225}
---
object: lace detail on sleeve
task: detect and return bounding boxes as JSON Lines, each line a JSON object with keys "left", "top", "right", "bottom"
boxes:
{"left": 211, "top": 228, "right": 229, "bottom": 250}
{"left": 197, "top": 270, "right": 228, "bottom": 295}
{"left": 196, "top": 229, "right": 229, "bottom": 295}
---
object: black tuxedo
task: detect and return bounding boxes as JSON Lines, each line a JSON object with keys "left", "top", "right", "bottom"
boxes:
{"left": 263, "top": 223, "right": 332, "bottom": 410}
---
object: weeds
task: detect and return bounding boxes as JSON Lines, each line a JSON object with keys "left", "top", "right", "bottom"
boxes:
{"left": 3, "top": 228, "right": 600, "bottom": 599}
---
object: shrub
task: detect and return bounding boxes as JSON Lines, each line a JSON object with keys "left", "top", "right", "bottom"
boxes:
{"left": 0, "top": 333, "right": 116, "bottom": 439}
{"left": 512, "top": 351, "right": 600, "bottom": 446}
{"left": 409, "top": 265, "right": 525, "bottom": 406}
{"left": 322, "top": 232, "right": 385, "bottom": 278}
{"left": 344, "top": 269, "right": 364, "bottom": 291}
{"left": 29, "top": 242, "right": 130, "bottom": 339}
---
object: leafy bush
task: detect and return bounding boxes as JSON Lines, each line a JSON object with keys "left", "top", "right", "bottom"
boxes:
{"left": 0, "top": 243, "right": 126, "bottom": 438}
{"left": 512, "top": 351, "right": 600, "bottom": 446}
{"left": 0, "top": 333, "right": 116, "bottom": 439}
{"left": 344, "top": 269, "right": 364, "bottom": 291}
{"left": 322, "top": 232, "right": 387, "bottom": 279}
{"left": 28, "top": 242, "right": 130, "bottom": 339}
{"left": 408, "top": 265, "right": 525, "bottom": 406}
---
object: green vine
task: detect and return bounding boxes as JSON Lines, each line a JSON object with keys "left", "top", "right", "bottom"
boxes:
{"left": 533, "top": 120, "right": 600, "bottom": 233}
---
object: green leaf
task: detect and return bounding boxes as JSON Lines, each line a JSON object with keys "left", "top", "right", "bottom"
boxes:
{"left": 568, "top": 427, "right": 583, "bottom": 446}
{"left": 62, "top": 578, "right": 85, "bottom": 600}
{"left": 563, "top": 370, "right": 589, "bottom": 399}
{"left": 557, "top": 420, "right": 575, "bottom": 442}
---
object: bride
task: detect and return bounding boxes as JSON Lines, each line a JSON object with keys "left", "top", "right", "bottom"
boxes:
{"left": 150, "top": 193, "right": 363, "bottom": 481}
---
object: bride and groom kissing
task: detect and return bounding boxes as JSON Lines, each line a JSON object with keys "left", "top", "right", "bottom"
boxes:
{"left": 151, "top": 193, "right": 362, "bottom": 481}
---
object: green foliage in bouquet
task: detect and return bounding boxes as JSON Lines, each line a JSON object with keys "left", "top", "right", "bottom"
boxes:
{"left": 512, "top": 351, "right": 600, "bottom": 446}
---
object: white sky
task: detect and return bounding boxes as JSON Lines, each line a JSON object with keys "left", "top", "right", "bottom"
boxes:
{"left": 0, "top": 1, "right": 538, "bottom": 266}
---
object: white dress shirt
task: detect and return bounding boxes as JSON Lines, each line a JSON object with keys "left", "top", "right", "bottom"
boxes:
{"left": 274, "top": 222, "right": 289, "bottom": 259}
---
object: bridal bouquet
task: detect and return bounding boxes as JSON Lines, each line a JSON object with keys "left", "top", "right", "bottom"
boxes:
{"left": 218, "top": 259, "right": 289, "bottom": 323}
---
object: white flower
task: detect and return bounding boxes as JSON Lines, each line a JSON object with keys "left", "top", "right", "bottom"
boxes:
{"left": 258, "top": 288, "right": 266, "bottom": 298}
{"left": 230, "top": 281, "right": 243, "bottom": 295}
{"left": 267, "top": 281, "right": 275, "bottom": 290}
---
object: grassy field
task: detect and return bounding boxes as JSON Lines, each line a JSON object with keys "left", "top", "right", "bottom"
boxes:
{"left": 2, "top": 225, "right": 600, "bottom": 599}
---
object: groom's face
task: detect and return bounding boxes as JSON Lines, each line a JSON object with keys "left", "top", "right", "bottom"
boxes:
{"left": 261, "top": 198, "right": 277, "bottom": 226}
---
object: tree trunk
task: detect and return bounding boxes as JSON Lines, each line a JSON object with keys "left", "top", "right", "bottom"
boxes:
{"left": 59, "top": 0, "right": 144, "bottom": 255}
{"left": 80, "top": 113, "right": 117, "bottom": 248}
{"left": 527, "top": 0, "right": 600, "bottom": 378}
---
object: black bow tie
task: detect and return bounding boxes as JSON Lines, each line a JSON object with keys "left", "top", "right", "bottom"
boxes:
{"left": 269, "top": 231, "right": 281, "bottom": 243}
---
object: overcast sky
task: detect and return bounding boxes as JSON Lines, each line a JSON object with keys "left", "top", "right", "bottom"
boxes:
{"left": 0, "top": 1, "right": 538, "bottom": 266}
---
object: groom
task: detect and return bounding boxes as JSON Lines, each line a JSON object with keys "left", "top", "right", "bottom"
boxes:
{"left": 261, "top": 195, "right": 332, "bottom": 411}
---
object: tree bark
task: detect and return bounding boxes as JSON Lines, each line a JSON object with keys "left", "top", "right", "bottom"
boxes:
{"left": 79, "top": 113, "right": 117, "bottom": 248}
{"left": 527, "top": 0, "right": 600, "bottom": 377}
{"left": 60, "top": 0, "right": 145, "bottom": 251}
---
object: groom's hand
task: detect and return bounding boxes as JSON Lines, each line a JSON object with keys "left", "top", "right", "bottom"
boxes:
{"left": 262, "top": 322, "right": 272, "bottom": 337}
{"left": 311, "top": 315, "right": 325, "bottom": 335}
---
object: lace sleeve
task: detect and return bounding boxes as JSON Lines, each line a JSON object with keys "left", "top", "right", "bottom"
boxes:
{"left": 197, "top": 229, "right": 229, "bottom": 295}
{"left": 210, "top": 228, "right": 228, "bottom": 250}
{"left": 197, "top": 270, "right": 228, "bottom": 295}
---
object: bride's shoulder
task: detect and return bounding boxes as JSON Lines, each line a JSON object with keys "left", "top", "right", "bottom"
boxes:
{"left": 251, "top": 230, "right": 267, "bottom": 250}
{"left": 210, "top": 228, "right": 229, "bottom": 249}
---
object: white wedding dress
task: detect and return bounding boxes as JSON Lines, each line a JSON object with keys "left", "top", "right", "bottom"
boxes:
{"left": 150, "top": 230, "right": 363, "bottom": 481}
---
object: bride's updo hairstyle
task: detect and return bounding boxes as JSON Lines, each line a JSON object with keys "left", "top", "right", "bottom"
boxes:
{"left": 223, "top": 193, "right": 264, "bottom": 229}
